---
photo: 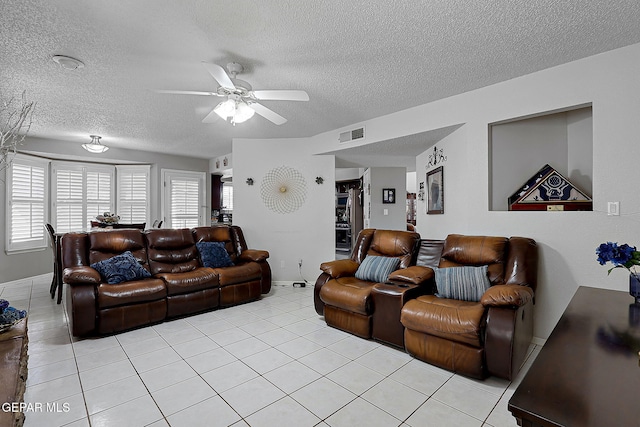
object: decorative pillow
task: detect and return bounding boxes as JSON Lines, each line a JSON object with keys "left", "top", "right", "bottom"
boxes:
{"left": 196, "top": 241, "right": 234, "bottom": 268}
{"left": 90, "top": 251, "right": 151, "bottom": 285}
{"left": 355, "top": 256, "right": 400, "bottom": 282}
{"left": 433, "top": 265, "right": 491, "bottom": 302}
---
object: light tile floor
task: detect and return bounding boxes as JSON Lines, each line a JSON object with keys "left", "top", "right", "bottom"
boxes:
{"left": 2, "top": 274, "right": 541, "bottom": 427}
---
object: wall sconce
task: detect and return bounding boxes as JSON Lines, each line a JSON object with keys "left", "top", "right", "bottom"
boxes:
{"left": 246, "top": 178, "right": 254, "bottom": 186}
{"left": 315, "top": 176, "right": 324, "bottom": 184}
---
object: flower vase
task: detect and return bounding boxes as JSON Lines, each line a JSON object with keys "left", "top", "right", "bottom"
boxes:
{"left": 630, "top": 275, "right": 640, "bottom": 305}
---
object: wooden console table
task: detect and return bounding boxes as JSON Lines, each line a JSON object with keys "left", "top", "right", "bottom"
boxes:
{"left": 509, "top": 286, "right": 640, "bottom": 426}
{"left": 0, "top": 319, "right": 28, "bottom": 427}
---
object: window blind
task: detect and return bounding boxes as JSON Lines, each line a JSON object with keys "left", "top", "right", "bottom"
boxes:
{"left": 6, "top": 155, "right": 49, "bottom": 252}
{"left": 116, "top": 165, "right": 150, "bottom": 224}
{"left": 162, "top": 169, "right": 204, "bottom": 229}
{"left": 222, "top": 183, "right": 233, "bottom": 211}
{"left": 52, "top": 162, "right": 114, "bottom": 232}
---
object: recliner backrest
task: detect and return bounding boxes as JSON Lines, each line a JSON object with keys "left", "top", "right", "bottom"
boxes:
{"left": 351, "top": 229, "right": 420, "bottom": 269}
{"left": 88, "top": 229, "right": 149, "bottom": 269}
{"left": 192, "top": 225, "right": 238, "bottom": 263}
{"left": 145, "top": 228, "right": 200, "bottom": 274}
{"left": 439, "top": 234, "right": 508, "bottom": 284}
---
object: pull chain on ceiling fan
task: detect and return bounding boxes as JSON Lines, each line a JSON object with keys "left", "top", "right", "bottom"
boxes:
{"left": 157, "top": 62, "right": 309, "bottom": 125}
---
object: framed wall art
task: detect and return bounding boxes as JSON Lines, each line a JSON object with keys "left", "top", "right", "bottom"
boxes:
{"left": 427, "top": 166, "right": 444, "bottom": 214}
{"left": 382, "top": 188, "right": 396, "bottom": 204}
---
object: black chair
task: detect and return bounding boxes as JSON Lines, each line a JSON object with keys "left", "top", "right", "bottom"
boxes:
{"left": 45, "top": 224, "right": 63, "bottom": 304}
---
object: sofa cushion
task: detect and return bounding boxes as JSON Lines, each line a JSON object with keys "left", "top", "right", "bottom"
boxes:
{"left": 97, "top": 278, "right": 166, "bottom": 309}
{"left": 90, "top": 251, "right": 151, "bottom": 285}
{"left": 355, "top": 256, "right": 400, "bottom": 283}
{"left": 401, "top": 295, "right": 485, "bottom": 347}
{"left": 434, "top": 266, "right": 491, "bottom": 302}
{"left": 196, "top": 241, "right": 234, "bottom": 268}
{"left": 155, "top": 267, "right": 218, "bottom": 296}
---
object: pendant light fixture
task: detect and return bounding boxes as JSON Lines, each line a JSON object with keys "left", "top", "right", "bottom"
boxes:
{"left": 82, "top": 135, "right": 109, "bottom": 153}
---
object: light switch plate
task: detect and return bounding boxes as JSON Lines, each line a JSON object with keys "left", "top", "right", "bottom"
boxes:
{"left": 608, "top": 201, "right": 620, "bottom": 216}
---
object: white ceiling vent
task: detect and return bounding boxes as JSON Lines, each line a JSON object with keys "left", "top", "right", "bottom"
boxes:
{"left": 339, "top": 127, "right": 365, "bottom": 143}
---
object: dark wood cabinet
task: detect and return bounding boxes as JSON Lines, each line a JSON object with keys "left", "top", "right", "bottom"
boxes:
{"left": 211, "top": 174, "right": 222, "bottom": 210}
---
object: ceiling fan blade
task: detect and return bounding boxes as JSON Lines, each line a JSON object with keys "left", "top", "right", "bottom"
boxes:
{"left": 156, "top": 90, "right": 216, "bottom": 96}
{"left": 202, "top": 108, "right": 220, "bottom": 123}
{"left": 249, "top": 102, "right": 287, "bottom": 125}
{"left": 252, "top": 90, "right": 309, "bottom": 101}
{"left": 202, "top": 62, "right": 235, "bottom": 90}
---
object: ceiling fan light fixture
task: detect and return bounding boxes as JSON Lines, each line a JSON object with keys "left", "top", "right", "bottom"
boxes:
{"left": 82, "top": 135, "right": 109, "bottom": 153}
{"left": 214, "top": 98, "right": 236, "bottom": 119}
{"left": 233, "top": 101, "right": 255, "bottom": 124}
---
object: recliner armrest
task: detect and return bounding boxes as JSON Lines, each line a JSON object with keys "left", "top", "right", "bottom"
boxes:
{"left": 320, "top": 259, "right": 359, "bottom": 279}
{"left": 63, "top": 266, "right": 101, "bottom": 285}
{"left": 239, "top": 249, "right": 269, "bottom": 262}
{"left": 387, "top": 266, "right": 434, "bottom": 285}
{"left": 481, "top": 284, "right": 533, "bottom": 307}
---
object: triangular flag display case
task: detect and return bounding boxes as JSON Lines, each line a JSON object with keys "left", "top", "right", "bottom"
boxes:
{"left": 508, "top": 164, "right": 592, "bottom": 211}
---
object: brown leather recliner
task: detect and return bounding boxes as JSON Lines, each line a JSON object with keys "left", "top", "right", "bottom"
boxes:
{"left": 146, "top": 228, "right": 220, "bottom": 318}
{"left": 399, "top": 234, "right": 538, "bottom": 380}
{"left": 315, "top": 229, "right": 421, "bottom": 338}
{"left": 62, "top": 225, "right": 271, "bottom": 337}
{"left": 192, "top": 226, "right": 271, "bottom": 306}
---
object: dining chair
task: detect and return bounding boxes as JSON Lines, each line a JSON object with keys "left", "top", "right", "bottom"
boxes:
{"left": 45, "top": 224, "right": 63, "bottom": 304}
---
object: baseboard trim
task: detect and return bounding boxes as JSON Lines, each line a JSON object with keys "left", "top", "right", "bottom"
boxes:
{"left": 1, "top": 273, "right": 51, "bottom": 287}
{"left": 531, "top": 336, "right": 547, "bottom": 346}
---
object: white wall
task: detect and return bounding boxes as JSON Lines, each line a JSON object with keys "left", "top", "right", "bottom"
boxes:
{"left": 308, "top": 42, "right": 640, "bottom": 340}
{"left": 232, "top": 137, "right": 335, "bottom": 283}
{"left": 364, "top": 167, "right": 407, "bottom": 230}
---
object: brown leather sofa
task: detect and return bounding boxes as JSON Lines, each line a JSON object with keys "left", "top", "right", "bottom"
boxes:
{"left": 314, "top": 229, "right": 422, "bottom": 338}
{"left": 399, "top": 234, "right": 538, "bottom": 380}
{"left": 62, "top": 225, "right": 271, "bottom": 337}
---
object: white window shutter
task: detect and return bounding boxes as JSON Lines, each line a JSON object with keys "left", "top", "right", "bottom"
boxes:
{"left": 162, "top": 169, "right": 205, "bottom": 229}
{"left": 6, "top": 155, "right": 49, "bottom": 252}
{"left": 116, "top": 165, "right": 150, "bottom": 224}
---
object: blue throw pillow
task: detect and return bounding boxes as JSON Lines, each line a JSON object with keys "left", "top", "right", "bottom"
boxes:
{"left": 90, "top": 251, "right": 151, "bottom": 285}
{"left": 434, "top": 265, "right": 491, "bottom": 302}
{"left": 196, "top": 241, "right": 234, "bottom": 268}
{"left": 355, "top": 256, "right": 400, "bottom": 282}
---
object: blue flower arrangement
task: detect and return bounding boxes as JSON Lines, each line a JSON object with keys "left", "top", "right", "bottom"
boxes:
{"left": 0, "top": 299, "right": 26, "bottom": 328}
{"left": 596, "top": 242, "right": 640, "bottom": 280}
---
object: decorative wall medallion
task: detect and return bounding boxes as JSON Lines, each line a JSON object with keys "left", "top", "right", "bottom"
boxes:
{"left": 215, "top": 159, "right": 220, "bottom": 169}
{"left": 223, "top": 157, "right": 228, "bottom": 167}
{"left": 260, "top": 165, "right": 307, "bottom": 214}
{"left": 426, "top": 145, "right": 447, "bottom": 168}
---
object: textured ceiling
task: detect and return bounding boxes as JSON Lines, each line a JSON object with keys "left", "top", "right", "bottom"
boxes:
{"left": 2, "top": 0, "right": 640, "bottom": 160}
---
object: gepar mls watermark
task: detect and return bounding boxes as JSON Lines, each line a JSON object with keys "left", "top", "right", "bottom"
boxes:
{"left": 2, "top": 402, "right": 70, "bottom": 413}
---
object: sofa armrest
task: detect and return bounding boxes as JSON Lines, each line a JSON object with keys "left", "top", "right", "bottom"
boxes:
{"left": 319, "top": 259, "right": 360, "bottom": 279}
{"left": 387, "top": 266, "right": 434, "bottom": 285}
{"left": 239, "top": 249, "right": 269, "bottom": 262}
{"left": 63, "top": 266, "right": 101, "bottom": 285}
{"left": 481, "top": 284, "right": 533, "bottom": 307}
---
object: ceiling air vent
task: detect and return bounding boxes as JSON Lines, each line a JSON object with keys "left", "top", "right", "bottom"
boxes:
{"left": 339, "top": 127, "right": 365, "bottom": 143}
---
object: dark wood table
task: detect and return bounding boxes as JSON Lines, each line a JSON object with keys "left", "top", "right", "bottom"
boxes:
{"left": 509, "top": 286, "right": 640, "bottom": 426}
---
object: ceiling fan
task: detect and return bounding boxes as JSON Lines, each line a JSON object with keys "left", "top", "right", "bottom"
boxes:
{"left": 157, "top": 62, "right": 309, "bottom": 125}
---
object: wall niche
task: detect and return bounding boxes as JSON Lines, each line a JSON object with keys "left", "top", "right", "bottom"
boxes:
{"left": 489, "top": 104, "right": 593, "bottom": 211}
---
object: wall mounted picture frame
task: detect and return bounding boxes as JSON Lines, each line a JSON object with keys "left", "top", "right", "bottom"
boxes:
{"left": 382, "top": 188, "right": 396, "bottom": 204}
{"left": 427, "top": 166, "right": 444, "bottom": 214}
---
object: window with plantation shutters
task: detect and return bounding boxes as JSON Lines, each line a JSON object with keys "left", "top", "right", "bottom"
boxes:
{"left": 221, "top": 183, "right": 233, "bottom": 211}
{"left": 6, "top": 155, "right": 49, "bottom": 252}
{"left": 52, "top": 162, "right": 115, "bottom": 233}
{"left": 116, "top": 165, "right": 150, "bottom": 224}
{"left": 161, "top": 169, "right": 205, "bottom": 229}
